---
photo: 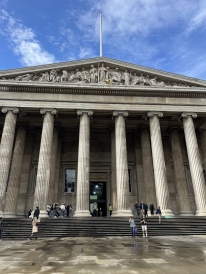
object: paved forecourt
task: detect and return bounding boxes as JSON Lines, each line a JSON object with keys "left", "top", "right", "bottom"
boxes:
{"left": 0, "top": 236, "right": 206, "bottom": 273}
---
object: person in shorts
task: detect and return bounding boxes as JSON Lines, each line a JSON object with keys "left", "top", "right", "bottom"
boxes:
{"left": 140, "top": 214, "right": 148, "bottom": 238}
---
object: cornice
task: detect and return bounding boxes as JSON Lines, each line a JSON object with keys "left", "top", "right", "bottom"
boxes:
{"left": 1, "top": 81, "right": 206, "bottom": 98}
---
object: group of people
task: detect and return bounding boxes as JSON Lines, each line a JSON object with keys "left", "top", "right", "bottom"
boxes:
{"left": 129, "top": 201, "right": 163, "bottom": 238}
{"left": 134, "top": 201, "right": 162, "bottom": 219}
{"left": 47, "top": 203, "right": 73, "bottom": 218}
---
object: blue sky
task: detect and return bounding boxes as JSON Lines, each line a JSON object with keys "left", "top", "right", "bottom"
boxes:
{"left": 0, "top": 0, "right": 206, "bottom": 79}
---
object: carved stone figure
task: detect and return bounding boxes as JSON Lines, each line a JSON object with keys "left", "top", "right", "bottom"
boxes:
{"left": 122, "top": 70, "right": 131, "bottom": 85}
{"left": 75, "top": 69, "right": 81, "bottom": 81}
{"left": 139, "top": 73, "right": 145, "bottom": 86}
{"left": 39, "top": 72, "right": 50, "bottom": 82}
{"left": 90, "top": 65, "right": 98, "bottom": 83}
{"left": 131, "top": 73, "right": 139, "bottom": 85}
{"left": 50, "top": 69, "right": 58, "bottom": 82}
{"left": 15, "top": 74, "right": 32, "bottom": 81}
{"left": 99, "top": 63, "right": 107, "bottom": 82}
{"left": 80, "top": 67, "right": 87, "bottom": 82}
{"left": 61, "top": 70, "right": 68, "bottom": 83}
{"left": 110, "top": 68, "right": 121, "bottom": 84}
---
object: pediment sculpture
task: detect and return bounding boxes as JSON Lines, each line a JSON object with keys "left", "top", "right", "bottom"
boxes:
{"left": 0, "top": 63, "right": 195, "bottom": 88}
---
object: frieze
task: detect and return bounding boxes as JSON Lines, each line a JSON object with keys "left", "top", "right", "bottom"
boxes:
{"left": 0, "top": 63, "right": 195, "bottom": 88}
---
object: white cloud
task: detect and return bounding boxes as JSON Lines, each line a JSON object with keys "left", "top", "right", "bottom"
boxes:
{"left": 0, "top": 9, "right": 56, "bottom": 66}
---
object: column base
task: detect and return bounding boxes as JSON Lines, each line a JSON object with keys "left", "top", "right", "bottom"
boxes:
{"left": 113, "top": 209, "right": 133, "bottom": 217}
{"left": 3, "top": 213, "right": 18, "bottom": 218}
{"left": 0, "top": 211, "right": 4, "bottom": 218}
{"left": 196, "top": 210, "right": 206, "bottom": 216}
{"left": 161, "top": 209, "right": 174, "bottom": 217}
{"left": 179, "top": 211, "right": 194, "bottom": 216}
{"left": 74, "top": 210, "right": 91, "bottom": 218}
{"left": 111, "top": 211, "right": 117, "bottom": 217}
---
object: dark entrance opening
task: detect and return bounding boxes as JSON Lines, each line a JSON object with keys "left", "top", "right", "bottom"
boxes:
{"left": 90, "top": 182, "right": 107, "bottom": 217}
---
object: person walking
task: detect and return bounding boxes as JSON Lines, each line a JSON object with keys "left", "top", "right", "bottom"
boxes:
{"left": 108, "top": 204, "right": 113, "bottom": 216}
{"left": 140, "top": 214, "right": 148, "bottom": 238}
{"left": 129, "top": 217, "right": 136, "bottom": 237}
{"left": 0, "top": 217, "right": 3, "bottom": 241}
{"left": 149, "top": 203, "right": 154, "bottom": 215}
{"left": 156, "top": 206, "right": 162, "bottom": 224}
{"left": 134, "top": 202, "right": 140, "bottom": 216}
{"left": 29, "top": 217, "right": 39, "bottom": 240}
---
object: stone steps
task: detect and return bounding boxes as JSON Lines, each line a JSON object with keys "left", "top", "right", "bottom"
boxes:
{"left": 2, "top": 217, "right": 206, "bottom": 238}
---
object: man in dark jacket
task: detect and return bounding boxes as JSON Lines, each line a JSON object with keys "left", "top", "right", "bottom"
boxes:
{"left": 34, "top": 206, "right": 40, "bottom": 219}
{"left": 149, "top": 203, "right": 154, "bottom": 215}
{"left": 134, "top": 202, "right": 140, "bottom": 216}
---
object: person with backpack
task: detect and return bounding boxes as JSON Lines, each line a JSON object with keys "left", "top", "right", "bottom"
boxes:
{"left": 129, "top": 217, "right": 136, "bottom": 237}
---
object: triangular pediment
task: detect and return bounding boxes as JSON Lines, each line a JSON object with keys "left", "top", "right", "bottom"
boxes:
{"left": 0, "top": 57, "right": 206, "bottom": 89}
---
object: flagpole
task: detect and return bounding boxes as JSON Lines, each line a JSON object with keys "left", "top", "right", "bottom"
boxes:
{"left": 100, "top": 12, "right": 102, "bottom": 57}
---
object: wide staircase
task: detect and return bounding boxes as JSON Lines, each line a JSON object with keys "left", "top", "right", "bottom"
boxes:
{"left": 2, "top": 217, "right": 206, "bottom": 239}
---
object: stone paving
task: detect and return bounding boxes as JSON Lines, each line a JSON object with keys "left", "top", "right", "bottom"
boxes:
{"left": 0, "top": 235, "right": 206, "bottom": 273}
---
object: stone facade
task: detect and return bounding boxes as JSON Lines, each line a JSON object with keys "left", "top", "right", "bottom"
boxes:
{"left": 0, "top": 57, "right": 206, "bottom": 218}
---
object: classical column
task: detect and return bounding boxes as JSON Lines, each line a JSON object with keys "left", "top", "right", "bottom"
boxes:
{"left": 48, "top": 127, "right": 58, "bottom": 204}
{"left": 147, "top": 112, "right": 173, "bottom": 216}
{"left": 111, "top": 128, "right": 117, "bottom": 215}
{"left": 112, "top": 111, "right": 132, "bottom": 216}
{"left": 74, "top": 110, "right": 93, "bottom": 217}
{"left": 200, "top": 130, "right": 206, "bottom": 175}
{"left": 4, "top": 126, "right": 26, "bottom": 218}
{"left": 33, "top": 109, "right": 57, "bottom": 218}
{"left": 180, "top": 113, "right": 206, "bottom": 216}
{"left": 0, "top": 107, "right": 19, "bottom": 217}
{"left": 170, "top": 128, "right": 193, "bottom": 216}
{"left": 140, "top": 127, "right": 157, "bottom": 208}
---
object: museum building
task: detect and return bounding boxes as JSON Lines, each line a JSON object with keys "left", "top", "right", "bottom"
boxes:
{"left": 0, "top": 57, "right": 206, "bottom": 218}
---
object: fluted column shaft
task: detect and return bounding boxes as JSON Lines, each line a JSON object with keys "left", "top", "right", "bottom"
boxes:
{"left": 113, "top": 111, "right": 132, "bottom": 216}
{"left": 181, "top": 113, "right": 206, "bottom": 216}
{"left": 147, "top": 112, "right": 173, "bottom": 216}
{"left": 48, "top": 128, "right": 58, "bottom": 204}
{"left": 0, "top": 107, "right": 19, "bottom": 216}
{"left": 170, "top": 129, "right": 192, "bottom": 216}
{"left": 74, "top": 110, "right": 93, "bottom": 217}
{"left": 111, "top": 129, "right": 117, "bottom": 215}
{"left": 33, "top": 109, "right": 57, "bottom": 218}
{"left": 4, "top": 127, "right": 26, "bottom": 217}
{"left": 141, "top": 128, "right": 157, "bottom": 208}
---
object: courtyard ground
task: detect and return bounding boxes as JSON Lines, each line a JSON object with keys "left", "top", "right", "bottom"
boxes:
{"left": 0, "top": 235, "right": 206, "bottom": 273}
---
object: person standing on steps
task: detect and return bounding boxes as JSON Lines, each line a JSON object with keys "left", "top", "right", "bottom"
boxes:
{"left": 33, "top": 206, "right": 40, "bottom": 219}
{"left": 156, "top": 206, "right": 162, "bottom": 224}
{"left": 149, "top": 203, "right": 154, "bottom": 215}
{"left": 134, "top": 202, "right": 140, "bottom": 217}
{"left": 145, "top": 203, "right": 148, "bottom": 217}
{"left": 0, "top": 217, "right": 3, "bottom": 241}
{"left": 129, "top": 217, "right": 136, "bottom": 237}
{"left": 140, "top": 214, "right": 148, "bottom": 238}
{"left": 108, "top": 204, "right": 113, "bottom": 216}
{"left": 93, "top": 202, "right": 98, "bottom": 217}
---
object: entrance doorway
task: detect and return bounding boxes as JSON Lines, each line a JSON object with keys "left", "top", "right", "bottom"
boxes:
{"left": 90, "top": 182, "right": 107, "bottom": 217}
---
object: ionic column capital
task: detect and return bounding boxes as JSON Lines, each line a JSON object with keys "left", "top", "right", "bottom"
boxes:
{"left": 112, "top": 111, "right": 129, "bottom": 117}
{"left": 77, "top": 110, "right": 93, "bottom": 116}
{"left": 180, "top": 112, "right": 197, "bottom": 119}
{"left": 40, "top": 109, "right": 57, "bottom": 115}
{"left": 1, "top": 107, "right": 19, "bottom": 114}
{"left": 147, "top": 112, "right": 163, "bottom": 118}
